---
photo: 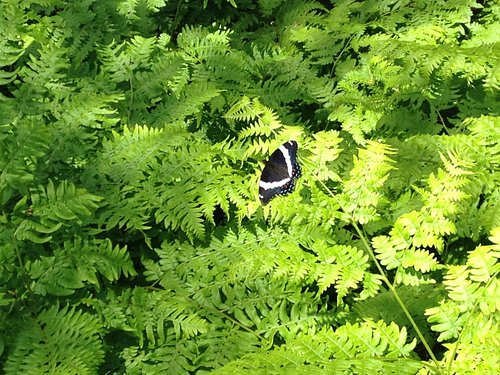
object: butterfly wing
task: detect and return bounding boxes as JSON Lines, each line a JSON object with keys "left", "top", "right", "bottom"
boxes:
{"left": 259, "top": 141, "right": 301, "bottom": 204}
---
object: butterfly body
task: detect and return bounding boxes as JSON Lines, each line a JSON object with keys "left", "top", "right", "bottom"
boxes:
{"left": 259, "top": 141, "right": 301, "bottom": 204}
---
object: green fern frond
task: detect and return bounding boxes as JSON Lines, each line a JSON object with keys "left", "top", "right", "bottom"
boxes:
{"left": 307, "top": 130, "right": 343, "bottom": 182}
{"left": 227, "top": 96, "right": 285, "bottom": 142}
{"left": 373, "top": 150, "right": 476, "bottom": 286}
{"left": 226, "top": 96, "right": 303, "bottom": 158}
{"left": 99, "top": 36, "right": 157, "bottom": 83}
{"left": 215, "top": 321, "right": 421, "bottom": 374}
{"left": 0, "top": 2, "right": 31, "bottom": 64}
{"left": 177, "top": 25, "right": 232, "bottom": 61}
{"left": 153, "top": 81, "right": 221, "bottom": 124}
{"left": 339, "top": 140, "right": 396, "bottom": 224}
{"left": 4, "top": 304, "right": 104, "bottom": 375}
{"left": 426, "top": 227, "right": 499, "bottom": 334}
{"left": 14, "top": 180, "right": 102, "bottom": 243}
{"left": 93, "top": 123, "right": 252, "bottom": 238}
{"left": 20, "top": 42, "right": 71, "bottom": 95}
{"left": 422, "top": 227, "right": 500, "bottom": 373}
{"left": 310, "top": 241, "right": 369, "bottom": 298}
{"left": 24, "top": 236, "right": 135, "bottom": 296}
{"left": 353, "top": 284, "right": 446, "bottom": 345}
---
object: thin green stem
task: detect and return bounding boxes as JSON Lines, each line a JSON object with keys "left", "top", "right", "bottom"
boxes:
{"left": 306, "top": 162, "right": 443, "bottom": 374}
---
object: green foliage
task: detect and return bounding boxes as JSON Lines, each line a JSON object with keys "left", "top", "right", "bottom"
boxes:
{"left": 25, "top": 236, "right": 136, "bottom": 296}
{"left": 91, "top": 123, "right": 250, "bottom": 238}
{"left": 4, "top": 304, "right": 104, "bottom": 375}
{"left": 352, "top": 284, "right": 447, "bottom": 347}
{"left": 0, "top": 0, "right": 499, "bottom": 374}
{"left": 425, "top": 228, "right": 500, "bottom": 372}
{"left": 13, "top": 179, "right": 102, "bottom": 243}
{"left": 214, "top": 321, "right": 422, "bottom": 374}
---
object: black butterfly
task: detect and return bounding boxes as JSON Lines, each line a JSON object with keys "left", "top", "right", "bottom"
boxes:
{"left": 259, "top": 141, "right": 301, "bottom": 205}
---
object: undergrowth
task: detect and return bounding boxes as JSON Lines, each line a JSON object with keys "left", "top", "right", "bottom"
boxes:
{"left": 0, "top": 0, "right": 499, "bottom": 374}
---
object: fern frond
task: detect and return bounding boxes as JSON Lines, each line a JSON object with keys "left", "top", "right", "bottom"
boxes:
{"left": 177, "top": 25, "right": 232, "bottom": 61}
{"left": 353, "top": 284, "right": 446, "bottom": 345}
{"left": 419, "top": 227, "right": 500, "bottom": 373}
{"left": 152, "top": 81, "right": 221, "bottom": 124}
{"left": 93, "top": 124, "right": 252, "bottom": 239}
{"left": 25, "top": 236, "right": 136, "bottom": 296}
{"left": 215, "top": 321, "right": 421, "bottom": 374}
{"left": 310, "top": 241, "right": 369, "bottom": 298}
{"left": 307, "top": 130, "right": 343, "bottom": 182}
{"left": 373, "top": 149, "right": 476, "bottom": 286}
{"left": 225, "top": 96, "right": 303, "bottom": 159}
{"left": 4, "top": 304, "right": 104, "bottom": 375}
{"left": 339, "top": 140, "right": 396, "bottom": 225}
{"left": 14, "top": 180, "right": 101, "bottom": 243}
{"left": 99, "top": 36, "right": 157, "bottom": 83}
{"left": 426, "top": 226, "right": 500, "bottom": 342}
{"left": 227, "top": 96, "right": 285, "bottom": 141}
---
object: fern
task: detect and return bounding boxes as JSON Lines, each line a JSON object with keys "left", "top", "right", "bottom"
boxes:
{"left": 226, "top": 96, "right": 303, "bottom": 157}
{"left": 4, "top": 304, "right": 104, "bottom": 375}
{"left": 352, "top": 284, "right": 446, "bottom": 346}
{"left": 92, "top": 124, "right": 251, "bottom": 239}
{"left": 1, "top": 0, "right": 499, "bottom": 373}
{"left": 25, "top": 237, "right": 136, "bottom": 296}
{"left": 425, "top": 227, "right": 500, "bottom": 373}
{"left": 372, "top": 151, "right": 475, "bottom": 285}
{"left": 13, "top": 179, "right": 101, "bottom": 243}
{"left": 339, "top": 140, "right": 396, "bottom": 225}
{"left": 287, "top": 0, "right": 497, "bottom": 139}
{"left": 215, "top": 321, "right": 421, "bottom": 374}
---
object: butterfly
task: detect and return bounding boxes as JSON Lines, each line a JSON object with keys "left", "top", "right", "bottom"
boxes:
{"left": 259, "top": 141, "right": 301, "bottom": 205}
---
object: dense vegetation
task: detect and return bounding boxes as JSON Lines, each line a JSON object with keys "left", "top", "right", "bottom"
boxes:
{"left": 1, "top": 0, "right": 499, "bottom": 373}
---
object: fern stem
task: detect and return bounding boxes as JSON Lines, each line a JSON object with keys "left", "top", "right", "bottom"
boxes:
{"left": 351, "top": 220, "right": 442, "bottom": 372}
{"left": 172, "top": 0, "right": 183, "bottom": 35}
{"left": 127, "top": 72, "right": 134, "bottom": 124}
{"left": 427, "top": 99, "right": 450, "bottom": 136}
{"left": 330, "top": 34, "right": 354, "bottom": 77}
{"left": 307, "top": 164, "right": 443, "bottom": 373}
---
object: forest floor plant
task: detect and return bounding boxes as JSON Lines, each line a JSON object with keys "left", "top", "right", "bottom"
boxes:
{"left": 1, "top": 0, "right": 499, "bottom": 374}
